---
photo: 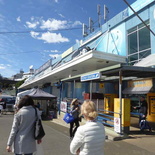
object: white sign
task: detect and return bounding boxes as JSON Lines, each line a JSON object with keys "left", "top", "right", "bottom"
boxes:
{"left": 60, "top": 101, "right": 67, "bottom": 113}
{"left": 81, "top": 72, "right": 100, "bottom": 82}
{"left": 114, "top": 117, "right": 121, "bottom": 133}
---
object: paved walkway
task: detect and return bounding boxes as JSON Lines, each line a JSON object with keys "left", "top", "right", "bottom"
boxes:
{"left": 0, "top": 114, "right": 155, "bottom": 155}
{"left": 53, "top": 114, "right": 155, "bottom": 154}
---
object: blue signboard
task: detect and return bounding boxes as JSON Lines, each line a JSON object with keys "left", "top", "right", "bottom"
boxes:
{"left": 81, "top": 72, "right": 100, "bottom": 82}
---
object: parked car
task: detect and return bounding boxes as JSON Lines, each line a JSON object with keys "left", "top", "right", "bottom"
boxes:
{"left": 0, "top": 95, "right": 16, "bottom": 113}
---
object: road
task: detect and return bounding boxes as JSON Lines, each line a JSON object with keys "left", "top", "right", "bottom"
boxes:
{"left": 0, "top": 114, "right": 154, "bottom": 155}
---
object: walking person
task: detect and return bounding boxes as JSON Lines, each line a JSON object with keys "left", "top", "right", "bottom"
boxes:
{"left": 6, "top": 95, "right": 42, "bottom": 155}
{"left": 70, "top": 100, "right": 105, "bottom": 155}
{"left": 70, "top": 98, "right": 80, "bottom": 139}
{"left": 133, "top": 96, "right": 151, "bottom": 131}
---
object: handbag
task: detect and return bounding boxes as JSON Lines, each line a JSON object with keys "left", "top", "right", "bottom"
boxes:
{"left": 34, "top": 107, "right": 45, "bottom": 140}
{"left": 63, "top": 112, "right": 74, "bottom": 124}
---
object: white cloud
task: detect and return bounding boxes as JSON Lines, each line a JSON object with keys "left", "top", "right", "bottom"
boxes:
{"left": 0, "top": 64, "right": 5, "bottom": 69}
{"left": 0, "top": 14, "right": 5, "bottom": 22}
{"left": 40, "top": 18, "right": 68, "bottom": 31}
{"left": 38, "top": 32, "right": 69, "bottom": 43}
{"left": 58, "top": 14, "right": 65, "bottom": 18}
{"left": 72, "top": 21, "right": 82, "bottom": 27}
{"left": 50, "top": 50, "right": 59, "bottom": 53}
{"left": 17, "top": 16, "right": 21, "bottom": 22}
{"left": 26, "top": 17, "right": 82, "bottom": 44}
{"left": 26, "top": 21, "right": 39, "bottom": 29}
{"left": 30, "top": 31, "right": 39, "bottom": 38}
{"left": 29, "top": 65, "right": 33, "bottom": 69}
{"left": 7, "top": 64, "right": 11, "bottom": 67}
{"left": 49, "top": 54, "right": 59, "bottom": 59}
{"left": 54, "top": 0, "right": 58, "bottom": 3}
{"left": 75, "top": 39, "right": 80, "bottom": 44}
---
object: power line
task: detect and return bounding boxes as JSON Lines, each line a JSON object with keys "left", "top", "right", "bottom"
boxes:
{"left": 123, "top": 0, "right": 155, "bottom": 36}
{"left": 0, "top": 51, "right": 38, "bottom": 55}
{"left": 0, "top": 27, "right": 82, "bottom": 35}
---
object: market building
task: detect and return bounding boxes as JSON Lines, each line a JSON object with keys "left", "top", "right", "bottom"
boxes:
{"left": 19, "top": 0, "right": 155, "bottom": 133}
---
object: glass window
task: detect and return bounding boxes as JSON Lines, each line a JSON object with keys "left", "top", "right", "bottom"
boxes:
{"left": 128, "top": 26, "right": 137, "bottom": 34}
{"left": 129, "top": 61, "right": 138, "bottom": 66}
{"left": 128, "top": 54, "right": 138, "bottom": 62}
{"left": 139, "top": 26, "right": 150, "bottom": 51}
{"left": 138, "top": 20, "right": 149, "bottom": 29}
{"left": 127, "top": 20, "right": 151, "bottom": 64}
{"left": 139, "top": 50, "right": 151, "bottom": 59}
{"left": 128, "top": 32, "right": 138, "bottom": 55}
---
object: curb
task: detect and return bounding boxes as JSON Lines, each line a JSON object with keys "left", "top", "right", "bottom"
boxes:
{"left": 105, "top": 127, "right": 129, "bottom": 141}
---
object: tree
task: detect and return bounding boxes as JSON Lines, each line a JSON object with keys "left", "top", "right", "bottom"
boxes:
{"left": 15, "top": 79, "right": 26, "bottom": 88}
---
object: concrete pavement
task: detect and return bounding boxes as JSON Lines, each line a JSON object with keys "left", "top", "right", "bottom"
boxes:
{"left": 0, "top": 114, "right": 155, "bottom": 155}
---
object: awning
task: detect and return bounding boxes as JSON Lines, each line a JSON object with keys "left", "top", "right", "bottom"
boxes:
{"left": 122, "top": 86, "right": 152, "bottom": 94}
{"left": 134, "top": 54, "right": 155, "bottom": 67}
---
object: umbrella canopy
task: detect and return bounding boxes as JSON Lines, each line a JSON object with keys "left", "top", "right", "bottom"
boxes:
{"left": 28, "top": 88, "right": 57, "bottom": 100}
{"left": 15, "top": 88, "right": 35, "bottom": 104}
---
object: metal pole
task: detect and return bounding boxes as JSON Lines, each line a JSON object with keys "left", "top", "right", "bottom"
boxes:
{"left": 73, "top": 80, "right": 76, "bottom": 98}
{"left": 59, "top": 81, "right": 63, "bottom": 115}
{"left": 97, "top": 99, "right": 99, "bottom": 111}
{"left": 90, "top": 81, "right": 92, "bottom": 100}
{"left": 119, "top": 70, "right": 123, "bottom": 134}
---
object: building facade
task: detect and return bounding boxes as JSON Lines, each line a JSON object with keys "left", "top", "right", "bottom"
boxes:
{"left": 19, "top": 0, "right": 155, "bottom": 123}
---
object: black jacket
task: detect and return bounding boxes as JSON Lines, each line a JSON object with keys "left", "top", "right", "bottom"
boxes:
{"left": 137, "top": 100, "right": 148, "bottom": 116}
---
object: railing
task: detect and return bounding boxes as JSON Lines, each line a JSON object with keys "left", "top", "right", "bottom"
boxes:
{"left": 62, "top": 101, "right": 123, "bottom": 128}
{"left": 97, "top": 109, "right": 120, "bottom": 127}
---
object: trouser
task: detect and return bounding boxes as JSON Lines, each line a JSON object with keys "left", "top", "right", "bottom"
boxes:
{"left": 70, "top": 118, "right": 79, "bottom": 138}
{"left": 139, "top": 113, "right": 151, "bottom": 130}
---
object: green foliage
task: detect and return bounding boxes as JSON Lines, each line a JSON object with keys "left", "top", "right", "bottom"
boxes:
{"left": 15, "top": 79, "right": 26, "bottom": 88}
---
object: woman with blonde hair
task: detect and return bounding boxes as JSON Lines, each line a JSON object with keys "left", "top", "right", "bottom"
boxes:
{"left": 69, "top": 98, "right": 80, "bottom": 139}
{"left": 70, "top": 100, "right": 105, "bottom": 155}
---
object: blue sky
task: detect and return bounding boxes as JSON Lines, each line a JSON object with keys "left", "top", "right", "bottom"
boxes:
{"left": 0, "top": 0, "right": 135, "bottom": 78}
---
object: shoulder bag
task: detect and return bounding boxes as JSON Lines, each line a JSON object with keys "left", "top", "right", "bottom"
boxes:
{"left": 63, "top": 112, "right": 74, "bottom": 124}
{"left": 34, "top": 107, "right": 45, "bottom": 140}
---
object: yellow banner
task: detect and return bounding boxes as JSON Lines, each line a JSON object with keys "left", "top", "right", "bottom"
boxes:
{"left": 128, "top": 78, "right": 152, "bottom": 88}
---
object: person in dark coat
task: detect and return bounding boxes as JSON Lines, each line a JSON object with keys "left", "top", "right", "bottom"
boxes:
{"left": 69, "top": 98, "right": 80, "bottom": 139}
{"left": 134, "top": 96, "right": 151, "bottom": 131}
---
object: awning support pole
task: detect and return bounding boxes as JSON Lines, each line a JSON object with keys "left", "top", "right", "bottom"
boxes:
{"left": 73, "top": 80, "right": 76, "bottom": 98}
{"left": 90, "top": 81, "right": 92, "bottom": 100}
{"left": 119, "top": 70, "right": 123, "bottom": 134}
